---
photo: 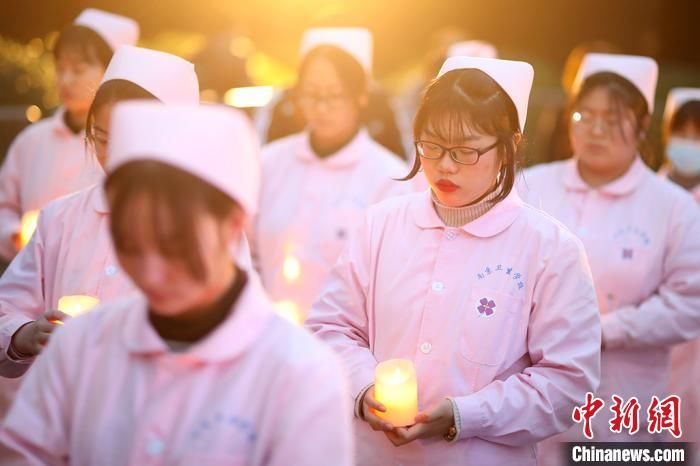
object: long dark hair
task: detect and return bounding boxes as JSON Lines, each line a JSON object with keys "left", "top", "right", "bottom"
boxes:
{"left": 402, "top": 68, "right": 523, "bottom": 203}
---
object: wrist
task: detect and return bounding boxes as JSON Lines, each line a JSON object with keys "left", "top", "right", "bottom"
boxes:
{"left": 9, "top": 322, "right": 34, "bottom": 359}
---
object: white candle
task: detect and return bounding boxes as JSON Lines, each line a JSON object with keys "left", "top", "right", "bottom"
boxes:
{"left": 19, "top": 210, "right": 39, "bottom": 248}
{"left": 57, "top": 295, "right": 100, "bottom": 318}
{"left": 374, "top": 359, "right": 418, "bottom": 427}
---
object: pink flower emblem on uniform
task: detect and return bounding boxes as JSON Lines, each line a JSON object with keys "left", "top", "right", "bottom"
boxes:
{"left": 477, "top": 298, "right": 496, "bottom": 317}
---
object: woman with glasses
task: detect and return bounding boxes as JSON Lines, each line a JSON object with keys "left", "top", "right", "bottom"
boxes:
{"left": 251, "top": 28, "right": 410, "bottom": 322}
{"left": 519, "top": 54, "right": 700, "bottom": 453}
{"left": 306, "top": 56, "right": 601, "bottom": 465}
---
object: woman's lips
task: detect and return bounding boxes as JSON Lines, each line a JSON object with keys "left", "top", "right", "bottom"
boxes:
{"left": 435, "top": 179, "right": 459, "bottom": 193}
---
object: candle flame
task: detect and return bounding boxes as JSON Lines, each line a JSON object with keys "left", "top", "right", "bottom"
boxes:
{"left": 282, "top": 255, "right": 301, "bottom": 283}
{"left": 20, "top": 210, "right": 40, "bottom": 248}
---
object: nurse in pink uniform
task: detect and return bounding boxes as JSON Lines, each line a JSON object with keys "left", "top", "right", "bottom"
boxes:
{"left": 0, "top": 9, "right": 138, "bottom": 261}
{"left": 1, "top": 101, "right": 353, "bottom": 466}
{"left": 663, "top": 87, "right": 700, "bottom": 459}
{"left": 252, "top": 28, "right": 411, "bottom": 322}
{"left": 519, "top": 54, "right": 700, "bottom": 454}
{"left": 307, "top": 56, "right": 601, "bottom": 466}
{"left": 0, "top": 47, "right": 202, "bottom": 420}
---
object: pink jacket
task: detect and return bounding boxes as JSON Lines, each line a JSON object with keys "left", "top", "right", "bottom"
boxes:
{"left": 0, "top": 185, "right": 252, "bottom": 416}
{"left": 664, "top": 173, "right": 700, "bottom": 454}
{"left": 306, "top": 189, "right": 601, "bottom": 466}
{"left": 251, "top": 129, "right": 411, "bottom": 318}
{"left": 519, "top": 157, "right": 700, "bottom": 443}
{"left": 0, "top": 109, "right": 104, "bottom": 260}
{"left": 1, "top": 277, "right": 353, "bottom": 466}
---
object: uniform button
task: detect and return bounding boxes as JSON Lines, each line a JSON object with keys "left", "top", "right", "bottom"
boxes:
{"left": 105, "top": 265, "right": 117, "bottom": 276}
{"left": 431, "top": 281, "right": 444, "bottom": 292}
{"left": 146, "top": 439, "right": 164, "bottom": 456}
{"left": 445, "top": 229, "right": 457, "bottom": 240}
{"left": 420, "top": 342, "right": 432, "bottom": 354}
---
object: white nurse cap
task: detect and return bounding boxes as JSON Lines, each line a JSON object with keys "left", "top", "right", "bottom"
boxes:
{"left": 108, "top": 102, "right": 260, "bottom": 216}
{"left": 573, "top": 53, "right": 658, "bottom": 113}
{"left": 74, "top": 8, "right": 139, "bottom": 51}
{"left": 663, "top": 87, "right": 700, "bottom": 124}
{"left": 437, "top": 56, "right": 534, "bottom": 131}
{"left": 101, "top": 46, "right": 200, "bottom": 105}
{"left": 299, "top": 27, "right": 373, "bottom": 74}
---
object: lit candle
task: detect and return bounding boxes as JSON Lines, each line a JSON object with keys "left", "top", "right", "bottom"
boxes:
{"left": 374, "top": 359, "right": 418, "bottom": 427}
{"left": 273, "top": 300, "right": 304, "bottom": 326}
{"left": 19, "top": 210, "right": 39, "bottom": 248}
{"left": 57, "top": 295, "right": 100, "bottom": 318}
{"left": 282, "top": 255, "right": 301, "bottom": 283}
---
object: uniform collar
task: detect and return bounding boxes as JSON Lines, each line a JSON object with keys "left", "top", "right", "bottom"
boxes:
{"left": 51, "top": 107, "right": 85, "bottom": 138}
{"left": 91, "top": 184, "right": 110, "bottom": 214}
{"left": 564, "top": 156, "right": 648, "bottom": 196}
{"left": 295, "top": 128, "right": 369, "bottom": 168}
{"left": 412, "top": 188, "right": 523, "bottom": 238}
{"left": 122, "top": 276, "right": 274, "bottom": 362}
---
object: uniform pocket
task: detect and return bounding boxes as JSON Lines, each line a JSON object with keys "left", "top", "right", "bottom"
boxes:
{"left": 459, "top": 288, "right": 525, "bottom": 366}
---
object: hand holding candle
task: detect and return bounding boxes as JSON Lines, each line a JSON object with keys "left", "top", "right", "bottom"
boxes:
{"left": 57, "top": 295, "right": 100, "bottom": 318}
{"left": 374, "top": 359, "right": 418, "bottom": 427}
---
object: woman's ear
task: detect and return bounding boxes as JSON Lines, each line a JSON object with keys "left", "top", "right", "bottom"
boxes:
{"left": 513, "top": 132, "right": 523, "bottom": 146}
{"left": 222, "top": 206, "right": 245, "bottom": 244}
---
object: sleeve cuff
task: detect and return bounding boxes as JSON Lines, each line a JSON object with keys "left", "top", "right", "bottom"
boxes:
{"left": 0, "top": 316, "right": 34, "bottom": 361}
{"left": 354, "top": 383, "right": 374, "bottom": 419}
{"left": 446, "top": 397, "right": 461, "bottom": 443}
{"left": 601, "top": 311, "right": 628, "bottom": 349}
{"left": 454, "top": 393, "right": 488, "bottom": 440}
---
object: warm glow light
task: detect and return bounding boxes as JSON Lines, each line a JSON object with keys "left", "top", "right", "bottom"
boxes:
{"left": 375, "top": 359, "right": 419, "bottom": 427}
{"left": 282, "top": 255, "right": 301, "bottom": 283}
{"left": 57, "top": 295, "right": 100, "bottom": 317}
{"left": 273, "top": 300, "right": 304, "bottom": 326}
{"left": 572, "top": 111, "right": 582, "bottom": 122}
{"left": 25, "top": 105, "right": 42, "bottom": 123}
{"left": 223, "top": 86, "right": 275, "bottom": 108}
{"left": 19, "top": 210, "right": 39, "bottom": 248}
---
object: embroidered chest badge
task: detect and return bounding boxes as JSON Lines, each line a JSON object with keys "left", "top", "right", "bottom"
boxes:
{"left": 622, "top": 248, "right": 634, "bottom": 260}
{"left": 477, "top": 297, "right": 496, "bottom": 317}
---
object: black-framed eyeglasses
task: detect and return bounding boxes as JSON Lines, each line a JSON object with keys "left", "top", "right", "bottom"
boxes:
{"left": 414, "top": 140, "right": 499, "bottom": 166}
{"left": 296, "top": 91, "right": 351, "bottom": 109}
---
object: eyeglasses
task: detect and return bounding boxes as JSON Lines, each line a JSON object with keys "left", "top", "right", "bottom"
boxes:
{"left": 414, "top": 140, "right": 499, "bottom": 166}
{"left": 571, "top": 111, "right": 621, "bottom": 132}
{"left": 296, "top": 91, "right": 351, "bottom": 109}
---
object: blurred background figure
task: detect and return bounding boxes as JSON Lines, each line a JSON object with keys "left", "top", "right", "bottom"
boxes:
{"left": 251, "top": 27, "right": 410, "bottom": 325}
{"left": 663, "top": 86, "right": 700, "bottom": 466}
{"left": 531, "top": 40, "right": 622, "bottom": 166}
{"left": 254, "top": 29, "right": 406, "bottom": 158}
{"left": 0, "top": 9, "right": 138, "bottom": 265}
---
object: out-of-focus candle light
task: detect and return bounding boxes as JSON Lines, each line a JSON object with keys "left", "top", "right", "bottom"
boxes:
{"left": 224, "top": 86, "right": 275, "bottom": 108}
{"left": 19, "top": 210, "right": 39, "bottom": 248}
{"left": 57, "top": 295, "right": 100, "bottom": 318}
{"left": 273, "top": 300, "right": 304, "bottom": 326}
{"left": 282, "top": 255, "right": 301, "bottom": 283}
